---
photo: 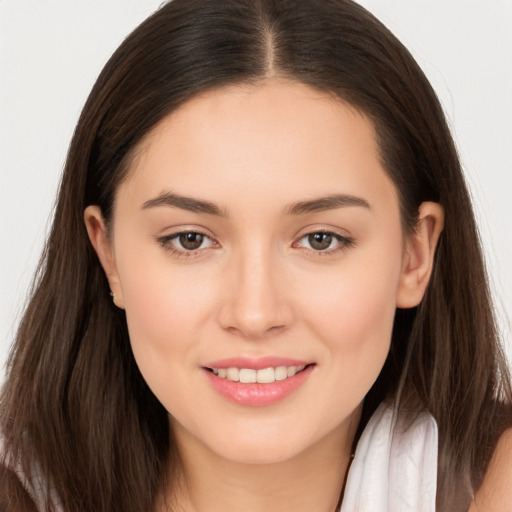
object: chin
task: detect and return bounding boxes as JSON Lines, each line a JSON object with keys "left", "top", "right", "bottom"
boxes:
{"left": 213, "top": 439, "right": 304, "bottom": 465}
{"left": 203, "top": 421, "right": 318, "bottom": 465}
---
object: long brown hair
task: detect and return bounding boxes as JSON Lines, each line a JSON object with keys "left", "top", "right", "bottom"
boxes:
{"left": 1, "top": 1, "right": 511, "bottom": 510}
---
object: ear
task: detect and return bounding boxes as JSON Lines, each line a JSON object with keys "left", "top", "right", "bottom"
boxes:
{"left": 84, "top": 206, "right": 125, "bottom": 309}
{"left": 396, "top": 201, "right": 444, "bottom": 309}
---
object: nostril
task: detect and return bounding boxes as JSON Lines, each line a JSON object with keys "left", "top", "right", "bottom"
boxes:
{"left": 224, "top": 323, "right": 286, "bottom": 339}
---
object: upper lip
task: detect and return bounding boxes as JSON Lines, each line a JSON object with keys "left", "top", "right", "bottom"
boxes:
{"left": 203, "top": 356, "right": 313, "bottom": 370}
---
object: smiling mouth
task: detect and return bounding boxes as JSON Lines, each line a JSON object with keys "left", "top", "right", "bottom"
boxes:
{"left": 205, "top": 364, "right": 313, "bottom": 384}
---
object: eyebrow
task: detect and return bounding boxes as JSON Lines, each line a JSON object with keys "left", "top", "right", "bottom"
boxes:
{"left": 142, "top": 192, "right": 228, "bottom": 217}
{"left": 141, "top": 191, "right": 370, "bottom": 217}
{"left": 285, "top": 194, "right": 371, "bottom": 215}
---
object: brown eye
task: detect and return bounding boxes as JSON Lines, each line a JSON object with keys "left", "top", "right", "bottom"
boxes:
{"left": 178, "top": 232, "right": 205, "bottom": 250}
{"left": 307, "top": 232, "right": 334, "bottom": 251}
{"left": 157, "top": 230, "right": 216, "bottom": 255}
{"left": 294, "top": 230, "right": 354, "bottom": 255}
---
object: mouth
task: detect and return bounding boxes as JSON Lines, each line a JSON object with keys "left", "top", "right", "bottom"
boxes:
{"left": 205, "top": 364, "right": 313, "bottom": 384}
{"left": 202, "top": 359, "right": 316, "bottom": 406}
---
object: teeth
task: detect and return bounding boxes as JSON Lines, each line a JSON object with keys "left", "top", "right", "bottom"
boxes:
{"left": 212, "top": 365, "right": 308, "bottom": 383}
{"left": 275, "top": 366, "right": 288, "bottom": 381}
{"left": 256, "top": 367, "right": 275, "bottom": 384}
{"left": 226, "top": 367, "right": 239, "bottom": 382}
{"left": 287, "top": 366, "right": 297, "bottom": 377}
{"left": 239, "top": 369, "right": 257, "bottom": 383}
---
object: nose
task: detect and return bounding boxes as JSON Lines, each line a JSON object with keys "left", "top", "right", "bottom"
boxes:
{"left": 218, "top": 245, "right": 293, "bottom": 339}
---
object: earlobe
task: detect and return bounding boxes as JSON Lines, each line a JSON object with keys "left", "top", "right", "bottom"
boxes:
{"left": 84, "top": 206, "right": 125, "bottom": 309}
{"left": 396, "top": 202, "right": 445, "bottom": 309}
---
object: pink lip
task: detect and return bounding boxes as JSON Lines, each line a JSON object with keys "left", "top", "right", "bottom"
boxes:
{"left": 203, "top": 356, "right": 311, "bottom": 370}
{"left": 202, "top": 358, "right": 315, "bottom": 407}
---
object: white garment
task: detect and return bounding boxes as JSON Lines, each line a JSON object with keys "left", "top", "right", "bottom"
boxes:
{"left": 340, "top": 403, "right": 438, "bottom": 512}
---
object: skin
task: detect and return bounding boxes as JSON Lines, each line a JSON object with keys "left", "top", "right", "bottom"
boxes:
{"left": 469, "top": 428, "right": 512, "bottom": 511}
{"left": 85, "top": 79, "right": 444, "bottom": 512}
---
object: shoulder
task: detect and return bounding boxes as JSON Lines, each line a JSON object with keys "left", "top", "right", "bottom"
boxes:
{"left": 1, "top": 464, "right": 39, "bottom": 512}
{"left": 468, "top": 428, "right": 512, "bottom": 511}
{"left": 0, "top": 434, "right": 41, "bottom": 512}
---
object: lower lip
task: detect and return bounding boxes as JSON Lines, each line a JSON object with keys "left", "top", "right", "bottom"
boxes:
{"left": 204, "top": 365, "right": 314, "bottom": 407}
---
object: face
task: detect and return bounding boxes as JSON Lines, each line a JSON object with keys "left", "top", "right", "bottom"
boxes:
{"left": 86, "top": 80, "right": 439, "bottom": 465}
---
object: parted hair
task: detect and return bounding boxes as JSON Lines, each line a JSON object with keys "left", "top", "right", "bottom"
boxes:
{"left": 1, "top": 1, "right": 511, "bottom": 511}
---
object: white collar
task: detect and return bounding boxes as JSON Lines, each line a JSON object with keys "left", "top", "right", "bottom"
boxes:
{"left": 340, "top": 403, "right": 438, "bottom": 512}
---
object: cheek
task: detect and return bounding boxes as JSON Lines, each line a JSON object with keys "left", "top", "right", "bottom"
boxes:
{"left": 307, "top": 259, "right": 399, "bottom": 330}
{"left": 299, "top": 246, "right": 403, "bottom": 376}
{"left": 113, "top": 246, "right": 218, "bottom": 391}
{"left": 300, "top": 266, "right": 400, "bottom": 424}
{"left": 123, "top": 274, "right": 203, "bottom": 345}
{"left": 115, "top": 228, "right": 214, "bottom": 332}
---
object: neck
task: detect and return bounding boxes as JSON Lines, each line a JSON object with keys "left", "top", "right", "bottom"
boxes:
{"left": 164, "top": 409, "right": 361, "bottom": 512}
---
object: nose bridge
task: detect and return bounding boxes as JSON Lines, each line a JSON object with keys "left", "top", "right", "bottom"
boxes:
{"left": 219, "top": 238, "right": 290, "bottom": 338}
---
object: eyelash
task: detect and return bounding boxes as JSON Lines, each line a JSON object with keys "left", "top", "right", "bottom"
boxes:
{"left": 157, "top": 230, "right": 218, "bottom": 259}
{"left": 156, "top": 229, "right": 355, "bottom": 259}
{"left": 293, "top": 230, "right": 355, "bottom": 256}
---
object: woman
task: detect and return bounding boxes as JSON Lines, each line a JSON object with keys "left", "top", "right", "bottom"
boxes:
{"left": 1, "top": 0, "right": 511, "bottom": 510}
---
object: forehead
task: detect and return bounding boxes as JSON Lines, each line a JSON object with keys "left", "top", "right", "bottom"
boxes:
{"left": 117, "top": 79, "right": 398, "bottom": 216}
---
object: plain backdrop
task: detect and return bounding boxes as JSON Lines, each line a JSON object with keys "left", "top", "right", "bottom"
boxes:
{"left": 1, "top": 0, "right": 511, "bottom": 383}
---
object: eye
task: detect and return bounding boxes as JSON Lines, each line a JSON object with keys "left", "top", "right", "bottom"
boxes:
{"left": 158, "top": 231, "right": 217, "bottom": 254}
{"left": 294, "top": 230, "right": 354, "bottom": 254}
{"left": 176, "top": 232, "right": 208, "bottom": 250}
{"left": 305, "top": 232, "right": 336, "bottom": 251}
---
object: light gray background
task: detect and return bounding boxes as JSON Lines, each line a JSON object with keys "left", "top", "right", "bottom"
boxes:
{"left": 1, "top": 0, "right": 511, "bottom": 382}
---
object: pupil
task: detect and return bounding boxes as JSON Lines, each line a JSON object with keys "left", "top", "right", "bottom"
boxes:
{"left": 179, "top": 233, "right": 204, "bottom": 250}
{"left": 309, "top": 233, "right": 333, "bottom": 250}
